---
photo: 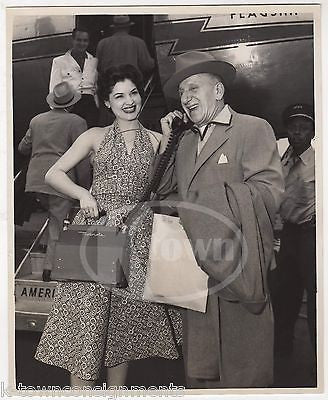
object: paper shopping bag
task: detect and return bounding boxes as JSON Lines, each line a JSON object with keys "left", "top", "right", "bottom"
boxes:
{"left": 143, "top": 213, "right": 208, "bottom": 312}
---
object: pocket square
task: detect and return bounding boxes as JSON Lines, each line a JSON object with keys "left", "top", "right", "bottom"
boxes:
{"left": 218, "top": 153, "right": 228, "bottom": 164}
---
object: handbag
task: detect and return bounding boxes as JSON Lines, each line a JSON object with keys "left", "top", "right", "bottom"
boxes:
{"left": 52, "top": 211, "right": 129, "bottom": 287}
{"left": 143, "top": 213, "right": 208, "bottom": 312}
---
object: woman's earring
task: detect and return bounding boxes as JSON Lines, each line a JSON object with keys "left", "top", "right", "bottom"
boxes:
{"left": 104, "top": 100, "right": 111, "bottom": 110}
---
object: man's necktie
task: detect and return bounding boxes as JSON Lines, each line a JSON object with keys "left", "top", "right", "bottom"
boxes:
{"left": 292, "top": 153, "right": 300, "bottom": 165}
{"left": 288, "top": 153, "right": 301, "bottom": 171}
{"left": 284, "top": 152, "right": 300, "bottom": 184}
{"left": 191, "top": 124, "right": 211, "bottom": 141}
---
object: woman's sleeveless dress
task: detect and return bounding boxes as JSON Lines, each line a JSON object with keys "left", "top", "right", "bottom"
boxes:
{"left": 34, "top": 122, "right": 183, "bottom": 381}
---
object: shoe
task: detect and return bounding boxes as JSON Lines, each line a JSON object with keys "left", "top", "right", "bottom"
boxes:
{"left": 42, "top": 269, "right": 52, "bottom": 282}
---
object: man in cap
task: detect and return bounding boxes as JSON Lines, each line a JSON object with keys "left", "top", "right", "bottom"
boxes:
{"left": 18, "top": 82, "right": 91, "bottom": 282}
{"left": 272, "top": 104, "right": 316, "bottom": 359}
{"left": 96, "top": 15, "right": 155, "bottom": 77}
{"left": 158, "top": 51, "right": 284, "bottom": 388}
{"left": 49, "top": 27, "right": 99, "bottom": 128}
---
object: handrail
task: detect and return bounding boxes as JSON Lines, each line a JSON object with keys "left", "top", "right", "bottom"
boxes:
{"left": 14, "top": 170, "right": 22, "bottom": 182}
{"left": 15, "top": 218, "right": 49, "bottom": 278}
{"left": 143, "top": 72, "right": 154, "bottom": 94}
{"left": 138, "top": 72, "right": 156, "bottom": 117}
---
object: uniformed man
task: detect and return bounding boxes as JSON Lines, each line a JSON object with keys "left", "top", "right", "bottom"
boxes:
{"left": 273, "top": 103, "right": 316, "bottom": 358}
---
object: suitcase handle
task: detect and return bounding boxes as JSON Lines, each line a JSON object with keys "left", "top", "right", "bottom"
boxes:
{"left": 63, "top": 208, "right": 107, "bottom": 229}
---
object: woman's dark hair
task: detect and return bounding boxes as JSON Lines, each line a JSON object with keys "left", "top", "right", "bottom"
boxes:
{"left": 98, "top": 64, "right": 144, "bottom": 102}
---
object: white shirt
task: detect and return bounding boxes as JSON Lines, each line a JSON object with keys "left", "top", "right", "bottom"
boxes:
{"left": 280, "top": 145, "right": 315, "bottom": 224}
{"left": 197, "top": 104, "right": 232, "bottom": 156}
{"left": 49, "top": 50, "right": 98, "bottom": 97}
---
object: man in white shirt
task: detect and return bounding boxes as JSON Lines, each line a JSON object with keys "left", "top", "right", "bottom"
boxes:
{"left": 49, "top": 27, "right": 98, "bottom": 128}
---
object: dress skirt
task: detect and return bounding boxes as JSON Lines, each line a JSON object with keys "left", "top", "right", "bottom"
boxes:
{"left": 35, "top": 123, "right": 183, "bottom": 380}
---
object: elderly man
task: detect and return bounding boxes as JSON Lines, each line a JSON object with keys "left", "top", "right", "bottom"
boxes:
{"left": 272, "top": 104, "right": 316, "bottom": 358}
{"left": 49, "top": 27, "right": 98, "bottom": 128}
{"left": 158, "top": 51, "right": 284, "bottom": 388}
{"left": 18, "top": 82, "right": 91, "bottom": 282}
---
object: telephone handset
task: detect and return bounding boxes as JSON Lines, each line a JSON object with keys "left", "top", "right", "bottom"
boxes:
{"left": 143, "top": 113, "right": 193, "bottom": 201}
{"left": 148, "top": 113, "right": 194, "bottom": 196}
{"left": 171, "top": 113, "right": 194, "bottom": 132}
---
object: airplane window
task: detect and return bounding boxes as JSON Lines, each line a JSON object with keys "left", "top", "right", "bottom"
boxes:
{"left": 13, "top": 15, "right": 75, "bottom": 41}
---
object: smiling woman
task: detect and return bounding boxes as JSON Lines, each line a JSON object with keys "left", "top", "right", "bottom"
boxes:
{"left": 34, "top": 63, "right": 182, "bottom": 389}
{"left": 99, "top": 64, "right": 144, "bottom": 130}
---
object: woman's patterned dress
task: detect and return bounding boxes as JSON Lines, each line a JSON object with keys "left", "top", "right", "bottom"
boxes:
{"left": 34, "top": 122, "right": 182, "bottom": 381}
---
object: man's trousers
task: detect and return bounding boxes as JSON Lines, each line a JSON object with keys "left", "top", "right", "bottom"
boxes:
{"left": 36, "top": 193, "right": 73, "bottom": 271}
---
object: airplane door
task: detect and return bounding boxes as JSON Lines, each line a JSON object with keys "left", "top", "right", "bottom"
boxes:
{"left": 76, "top": 14, "right": 154, "bottom": 57}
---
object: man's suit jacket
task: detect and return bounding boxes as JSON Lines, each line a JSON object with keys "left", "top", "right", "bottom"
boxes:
{"left": 18, "top": 110, "right": 90, "bottom": 198}
{"left": 158, "top": 106, "right": 284, "bottom": 387}
{"left": 160, "top": 106, "right": 283, "bottom": 207}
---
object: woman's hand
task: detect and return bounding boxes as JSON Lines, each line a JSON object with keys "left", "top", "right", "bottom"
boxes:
{"left": 159, "top": 110, "right": 184, "bottom": 153}
{"left": 79, "top": 192, "right": 99, "bottom": 219}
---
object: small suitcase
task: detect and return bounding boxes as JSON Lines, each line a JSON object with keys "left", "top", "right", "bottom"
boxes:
{"left": 52, "top": 217, "right": 129, "bottom": 287}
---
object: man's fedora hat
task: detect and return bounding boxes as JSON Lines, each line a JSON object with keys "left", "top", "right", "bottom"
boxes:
{"left": 164, "top": 50, "right": 236, "bottom": 99}
{"left": 46, "top": 82, "right": 81, "bottom": 109}
{"left": 110, "top": 15, "right": 135, "bottom": 28}
{"left": 283, "top": 103, "right": 314, "bottom": 124}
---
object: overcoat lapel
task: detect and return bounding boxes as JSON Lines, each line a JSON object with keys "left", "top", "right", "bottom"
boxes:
{"left": 187, "top": 118, "right": 234, "bottom": 189}
{"left": 179, "top": 131, "right": 198, "bottom": 193}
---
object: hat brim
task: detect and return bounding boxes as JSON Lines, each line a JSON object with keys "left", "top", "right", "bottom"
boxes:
{"left": 46, "top": 91, "right": 81, "bottom": 109}
{"left": 110, "top": 21, "right": 135, "bottom": 28}
{"left": 286, "top": 113, "right": 314, "bottom": 122}
{"left": 163, "top": 60, "right": 236, "bottom": 99}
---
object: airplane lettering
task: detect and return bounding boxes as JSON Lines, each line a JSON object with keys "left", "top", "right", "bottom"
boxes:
{"left": 230, "top": 12, "right": 298, "bottom": 19}
{"left": 28, "top": 287, "right": 37, "bottom": 297}
{"left": 20, "top": 286, "right": 55, "bottom": 299}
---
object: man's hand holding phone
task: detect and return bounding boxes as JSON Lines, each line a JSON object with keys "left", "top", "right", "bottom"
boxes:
{"left": 160, "top": 110, "right": 186, "bottom": 154}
